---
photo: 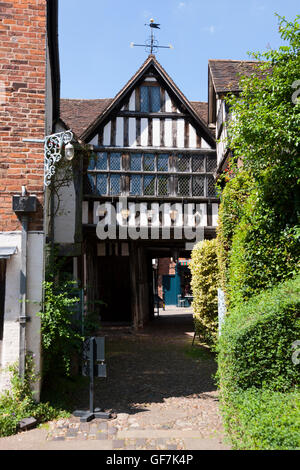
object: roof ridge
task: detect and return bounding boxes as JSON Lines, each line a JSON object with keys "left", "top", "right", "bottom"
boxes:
{"left": 208, "top": 58, "right": 258, "bottom": 63}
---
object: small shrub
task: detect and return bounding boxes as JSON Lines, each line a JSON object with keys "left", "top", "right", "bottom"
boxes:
{"left": 190, "top": 239, "right": 219, "bottom": 345}
{"left": 0, "top": 356, "right": 68, "bottom": 438}
{"left": 217, "top": 275, "right": 300, "bottom": 393}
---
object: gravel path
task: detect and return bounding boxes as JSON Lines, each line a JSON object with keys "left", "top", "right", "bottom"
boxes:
{"left": 0, "top": 309, "right": 230, "bottom": 450}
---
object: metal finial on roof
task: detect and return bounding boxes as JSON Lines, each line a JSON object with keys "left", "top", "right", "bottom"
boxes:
{"left": 130, "top": 19, "right": 173, "bottom": 55}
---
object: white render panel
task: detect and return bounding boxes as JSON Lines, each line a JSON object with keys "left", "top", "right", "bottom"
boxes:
{"left": 165, "top": 91, "right": 172, "bottom": 112}
{"left": 89, "top": 135, "right": 98, "bottom": 146}
{"left": 140, "top": 118, "right": 148, "bottom": 146}
{"left": 177, "top": 119, "right": 185, "bottom": 148}
{"left": 54, "top": 176, "right": 76, "bottom": 244}
{"left": 164, "top": 119, "right": 173, "bottom": 147}
{"left": 201, "top": 139, "right": 211, "bottom": 149}
{"left": 116, "top": 117, "right": 124, "bottom": 147}
{"left": 152, "top": 119, "right": 160, "bottom": 147}
{"left": 197, "top": 204, "right": 208, "bottom": 227}
{"left": 103, "top": 121, "right": 111, "bottom": 146}
{"left": 129, "top": 90, "right": 135, "bottom": 111}
{"left": 189, "top": 124, "right": 197, "bottom": 149}
{"left": 212, "top": 203, "right": 219, "bottom": 227}
{"left": 129, "top": 118, "right": 137, "bottom": 147}
{"left": 145, "top": 77, "right": 157, "bottom": 82}
{"left": 0, "top": 232, "right": 43, "bottom": 398}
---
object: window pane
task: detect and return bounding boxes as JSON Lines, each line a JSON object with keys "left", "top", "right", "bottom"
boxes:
{"left": 177, "top": 154, "right": 190, "bottom": 172}
{"left": 95, "top": 152, "right": 108, "bottom": 171}
{"left": 110, "top": 153, "right": 121, "bottom": 171}
{"left": 158, "top": 176, "right": 169, "bottom": 196}
{"left": 151, "top": 87, "right": 161, "bottom": 112}
{"left": 207, "top": 156, "right": 217, "bottom": 173}
{"left": 207, "top": 175, "right": 217, "bottom": 197}
{"left": 193, "top": 176, "right": 205, "bottom": 196}
{"left": 157, "top": 154, "right": 169, "bottom": 172}
{"left": 88, "top": 154, "right": 96, "bottom": 170}
{"left": 130, "top": 153, "right": 142, "bottom": 171}
{"left": 144, "top": 154, "right": 155, "bottom": 172}
{"left": 144, "top": 175, "right": 156, "bottom": 195}
{"left": 96, "top": 175, "right": 107, "bottom": 195}
{"left": 140, "top": 86, "right": 149, "bottom": 112}
{"left": 178, "top": 176, "right": 191, "bottom": 196}
{"left": 110, "top": 175, "right": 121, "bottom": 195}
{"left": 130, "top": 175, "right": 142, "bottom": 195}
{"left": 192, "top": 155, "right": 205, "bottom": 173}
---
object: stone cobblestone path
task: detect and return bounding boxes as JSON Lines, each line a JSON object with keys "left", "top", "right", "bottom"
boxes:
{"left": 0, "top": 308, "right": 230, "bottom": 450}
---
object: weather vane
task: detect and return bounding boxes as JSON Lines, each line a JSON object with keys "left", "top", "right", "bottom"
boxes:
{"left": 131, "top": 19, "right": 173, "bottom": 55}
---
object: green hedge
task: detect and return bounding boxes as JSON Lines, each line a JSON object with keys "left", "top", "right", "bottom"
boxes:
{"left": 218, "top": 275, "right": 300, "bottom": 392}
{"left": 221, "top": 388, "right": 300, "bottom": 450}
{"left": 190, "top": 239, "right": 219, "bottom": 345}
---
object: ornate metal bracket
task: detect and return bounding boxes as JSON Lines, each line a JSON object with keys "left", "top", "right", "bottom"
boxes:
{"left": 44, "top": 130, "right": 74, "bottom": 187}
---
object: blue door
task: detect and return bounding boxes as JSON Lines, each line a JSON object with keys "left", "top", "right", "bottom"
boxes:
{"left": 162, "top": 273, "right": 181, "bottom": 306}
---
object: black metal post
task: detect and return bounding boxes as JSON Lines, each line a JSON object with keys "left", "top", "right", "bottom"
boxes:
{"left": 73, "top": 337, "right": 111, "bottom": 422}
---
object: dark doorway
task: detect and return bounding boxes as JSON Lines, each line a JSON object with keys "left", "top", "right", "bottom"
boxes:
{"left": 0, "top": 260, "right": 6, "bottom": 341}
{"left": 98, "top": 256, "right": 132, "bottom": 323}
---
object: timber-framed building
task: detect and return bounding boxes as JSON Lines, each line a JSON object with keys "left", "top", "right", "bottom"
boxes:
{"left": 57, "top": 55, "right": 219, "bottom": 328}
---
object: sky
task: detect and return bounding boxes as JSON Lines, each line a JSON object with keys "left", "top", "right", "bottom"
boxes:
{"left": 58, "top": 0, "right": 299, "bottom": 103}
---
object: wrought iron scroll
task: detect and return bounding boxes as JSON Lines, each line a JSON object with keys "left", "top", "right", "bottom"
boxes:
{"left": 44, "top": 130, "right": 74, "bottom": 187}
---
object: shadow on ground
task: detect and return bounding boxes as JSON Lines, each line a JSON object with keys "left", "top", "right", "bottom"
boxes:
{"left": 42, "top": 310, "right": 218, "bottom": 417}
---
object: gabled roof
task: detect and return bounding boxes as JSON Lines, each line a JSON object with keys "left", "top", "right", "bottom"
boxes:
{"left": 208, "top": 59, "right": 261, "bottom": 94}
{"left": 66, "top": 54, "right": 215, "bottom": 147}
{"left": 60, "top": 98, "right": 113, "bottom": 139}
{"left": 60, "top": 98, "right": 209, "bottom": 139}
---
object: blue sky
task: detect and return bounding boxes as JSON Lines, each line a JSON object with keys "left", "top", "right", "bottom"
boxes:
{"left": 58, "top": 0, "right": 299, "bottom": 102}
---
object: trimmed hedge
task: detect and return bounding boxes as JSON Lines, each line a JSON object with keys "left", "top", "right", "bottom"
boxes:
{"left": 221, "top": 388, "right": 300, "bottom": 450}
{"left": 190, "top": 239, "right": 219, "bottom": 345}
{"left": 217, "top": 274, "right": 300, "bottom": 393}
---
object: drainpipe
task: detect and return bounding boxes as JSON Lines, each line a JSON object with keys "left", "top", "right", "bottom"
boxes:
{"left": 12, "top": 187, "right": 37, "bottom": 380}
{"left": 19, "top": 211, "right": 28, "bottom": 379}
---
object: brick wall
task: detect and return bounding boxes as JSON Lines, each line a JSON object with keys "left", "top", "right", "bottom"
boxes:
{"left": 0, "top": 0, "right": 47, "bottom": 232}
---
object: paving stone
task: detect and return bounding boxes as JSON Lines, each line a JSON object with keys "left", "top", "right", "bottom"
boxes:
{"left": 112, "top": 440, "right": 125, "bottom": 449}
{"left": 107, "top": 426, "right": 117, "bottom": 435}
{"left": 97, "top": 433, "right": 108, "bottom": 440}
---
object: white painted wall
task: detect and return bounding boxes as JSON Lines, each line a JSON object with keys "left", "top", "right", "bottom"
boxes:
{"left": 0, "top": 232, "right": 43, "bottom": 399}
{"left": 54, "top": 175, "right": 76, "bottom": 244}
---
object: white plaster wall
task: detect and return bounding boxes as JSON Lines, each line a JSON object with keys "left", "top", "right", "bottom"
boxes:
{"left": 0, "top": 232, "right": 21, "bottom": 391}
{"left": 54, "top": 176, "right": 76, "bottom": 244}
{"left": 0, "top": 232, "right": 43, "bottom": 399}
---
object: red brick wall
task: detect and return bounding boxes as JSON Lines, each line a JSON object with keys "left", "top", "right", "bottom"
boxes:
{"left": 0, "top": 0, "right": 47, "bottom": 232}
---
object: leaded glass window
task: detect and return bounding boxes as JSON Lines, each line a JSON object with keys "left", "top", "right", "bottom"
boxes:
{"left": 157, "top": 154, "right": 169, "bottom": 172}
{"left": 95, "top": 152, "right": 108, "bottom": 171}
{"left": 110, "top": 174, "right": 121, "bottom": 195}
{"left": 177, "top": 154, "right": 190, "bottom": 172}
{"left": 144, "top": 154, "right": 155, "bottom": 172}
{"left": 192, "top": 155, "right": 205, "bottom": 173}
{"left": 178, "top": 176, "right": 191, "bottom": 196}
{"left": 207, "top": 175, "right": 217, "bottom": 197}
{"left": 130, "top": 154, "right": 142, "bottom": 171}
{"left": 130, "top": 175, "right": 142, "bottom": 195}
{"left": 207, "top": 156, "right": 217, "bottom": 173}
{"left": 193, "top": 176, "right": 205, "bottom": 196}
{"left": 157, "top": 176, "right": 169, "bottom": 196}
{"left": 140, "top": 86, "right": 150, "bottom": 112}
{"left": 96, "top": 175, "right": 107, "bottom": 195}
{"left": 110, "top": 153, "right": 121, "bottom": 171}
{"left": 140, "top": 86, "right": 161, "bottom": 112}
{"left": 144, "top": 175, "right": 156, "bottom": 195}
{"left": 151, "top": 87, "right": 161, "bottom": 112}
